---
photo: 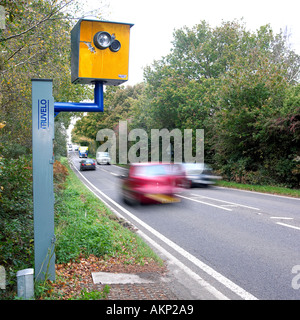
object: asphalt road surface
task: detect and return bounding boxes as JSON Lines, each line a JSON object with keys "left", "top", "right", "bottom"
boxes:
{"left": 70, "top": 153, "right": 300, "bottom": 300}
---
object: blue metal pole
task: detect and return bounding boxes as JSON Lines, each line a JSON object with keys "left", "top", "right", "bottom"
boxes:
{"left": 31, "top": 79, "right": 55, "bottom": 282}
{"left": 54, "top": 81, "right": 104, "bottom": 113}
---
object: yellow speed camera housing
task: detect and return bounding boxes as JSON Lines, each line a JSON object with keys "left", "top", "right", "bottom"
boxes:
{"left": 71, "top": 19, "right": 133, "bottom": 85}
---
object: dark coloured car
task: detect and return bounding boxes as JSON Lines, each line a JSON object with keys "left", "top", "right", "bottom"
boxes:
{"left": 120, "top": 162, "right": 188, "bottom": 205}
{"left": 79, "top": 159, "right": 96, "bottom": 171}
{"left": 182, "top": 163, "right": 221, "bottom": 187}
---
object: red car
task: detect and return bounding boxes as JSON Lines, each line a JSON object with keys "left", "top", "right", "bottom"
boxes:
{"left": 120, "top": 162, "right": 188, "bottom": 205}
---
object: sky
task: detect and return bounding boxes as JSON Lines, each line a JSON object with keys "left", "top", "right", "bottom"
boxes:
{"left": 85, "top": 0, "right": 300, "bottom": 86}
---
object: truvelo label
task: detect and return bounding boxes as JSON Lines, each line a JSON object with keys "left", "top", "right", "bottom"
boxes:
{"left": 38, "top": 99, "right": 49, "bottom": 130}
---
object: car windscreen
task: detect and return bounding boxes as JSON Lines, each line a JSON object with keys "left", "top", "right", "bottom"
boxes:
{"left": 98, "top": 152, "right": 109, "bottom": 157}
{"left": 82, "top": 159, "right": 94, "bottom": 163}
{"left": 183, "top": 163, "right": 205, "bottom": 174}
{"left": 133, "top": 165, "right": 169, "bottom": 177}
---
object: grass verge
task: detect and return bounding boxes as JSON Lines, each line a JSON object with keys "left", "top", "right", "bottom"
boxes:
{"left": 216, "top": 180, "right": 300, "bottom": 198}
{"left": 37, "top": 157, "right": 164, "bottom": 299}
{"left": 56, "top": 157, "right": 162, "bottom": 264}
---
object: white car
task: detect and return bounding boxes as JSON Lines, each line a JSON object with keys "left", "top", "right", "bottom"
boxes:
{"left": 96, "top": 152, "right": 111, "bottom": 165}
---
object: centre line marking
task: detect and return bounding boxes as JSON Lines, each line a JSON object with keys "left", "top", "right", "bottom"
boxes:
{"left": 191, "top": 194, "right": 260, "bottom": 210}
{"left": 276, "top": 222, "right": 300, "bottom": 231}
{"left": 177, "top": 194, "right": 232, "bottom": 211}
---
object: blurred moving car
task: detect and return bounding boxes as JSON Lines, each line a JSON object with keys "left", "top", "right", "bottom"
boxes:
{"left": 182, "top": 163, "right": 221, "bottom": 187}
{"left": 96, "top": 151, "right": 111, "bottom": 165}
{"left": 121, "top": 162, "right": 188, "bottom": 205}
{"left": 79, "top": 159, "right": 96, "bottom": 171}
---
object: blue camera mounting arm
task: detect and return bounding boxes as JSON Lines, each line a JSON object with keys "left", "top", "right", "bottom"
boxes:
{"left": 54, "top": 81, "right": 103, "bottom": 116}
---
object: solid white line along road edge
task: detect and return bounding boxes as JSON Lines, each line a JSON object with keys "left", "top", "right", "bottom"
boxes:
{"left": 70, "top": 160, "right": 258, "bottom": 300}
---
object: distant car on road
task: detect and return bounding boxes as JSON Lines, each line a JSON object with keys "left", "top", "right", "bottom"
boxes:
{"left": 182, "top": 163, "right": 221, "bottom": 187}
{"left": 120, "top": 162, "right": 188, "bottom": 205}
{"left": 79, "top": 146, "right": 88, "bottom": 158}
{"left": 96, "top": 152, "right": 111, "bottom": 165}
{"left": 79, "top": 159, "right": 96, "bottom": 171}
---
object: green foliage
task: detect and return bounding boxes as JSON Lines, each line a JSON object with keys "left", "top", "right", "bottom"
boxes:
{"left": 55, "top": 158, "right": 163, "bottom": 265}
{"left": 0, "top": 0, "right": 94, "bottom": 156}
{"left": 76, "top": 286, "right": 110, "bottom": 300}
{"left": 0, "top": 155, "right": 33, "bottom": 216}
{"left": 54, "top": 162, "right": 117, "bottom": 263}
{"left": 0, "top": 1, "right": 102, "bottom": 296}
{"left": 0, "top": 155, "right": 34, "bottom": 299}
{"left": 140, "top": 20, "right": 300, "bottom": 188}
{"left": 55, "top": 209, "right": 114, "bottom": 264}
{"left": 72, "top": 19, "right": 300, "bottom": 188}
{"left": 217, "top": 180, "right": 300, "bottom": 197}
{"left": 54, "top": 122, "right": 68, "bottom": 160}
{"left": 73, "top": 84, "right": 145, "bottom": 141}
{"left": 1, "top": 154, "right": 161, "bottom": 299}
{"left": 72, "top": 83, "right": 145, "bottom": 160}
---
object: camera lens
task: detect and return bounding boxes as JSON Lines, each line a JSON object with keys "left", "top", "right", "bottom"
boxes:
{"left": 110, "top": 39, "right": 121, "bottom": 52}
{"left": 93, "top": 31, "right": 111, "bottom": 49}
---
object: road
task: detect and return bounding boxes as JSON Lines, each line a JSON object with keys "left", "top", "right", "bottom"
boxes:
{"left": 70, "top": 153, "right": 300, "bottom": 300}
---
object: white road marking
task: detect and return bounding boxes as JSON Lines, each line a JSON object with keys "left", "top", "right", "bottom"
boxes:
{"left": 112, "top": 164, "right": 128, "bottom": 170}
{"left": 70, "top": 159, "right": 258, "bottom": 300}
{"left": 191, "top": 194, "right": 260, "bottom": 210}
{"left": 110, "top": 172, "right": 120, "bottom": 176}
{"left": 136, "top": 229, "right": 229, "bottom": 300}
{"left": 221, "top": 204, "right": 238, "bottom": 207}
{"left": 177, "top": 194, "right": 233, "bottom": 211}
{"left": 99, "top": 166, "right": 124, "bottom": 177}
{"left": 270, "top": 217, "right": 294, "bottom": 220}
{"left": 276, "top": 222, "right": 300, "bottom": 231}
